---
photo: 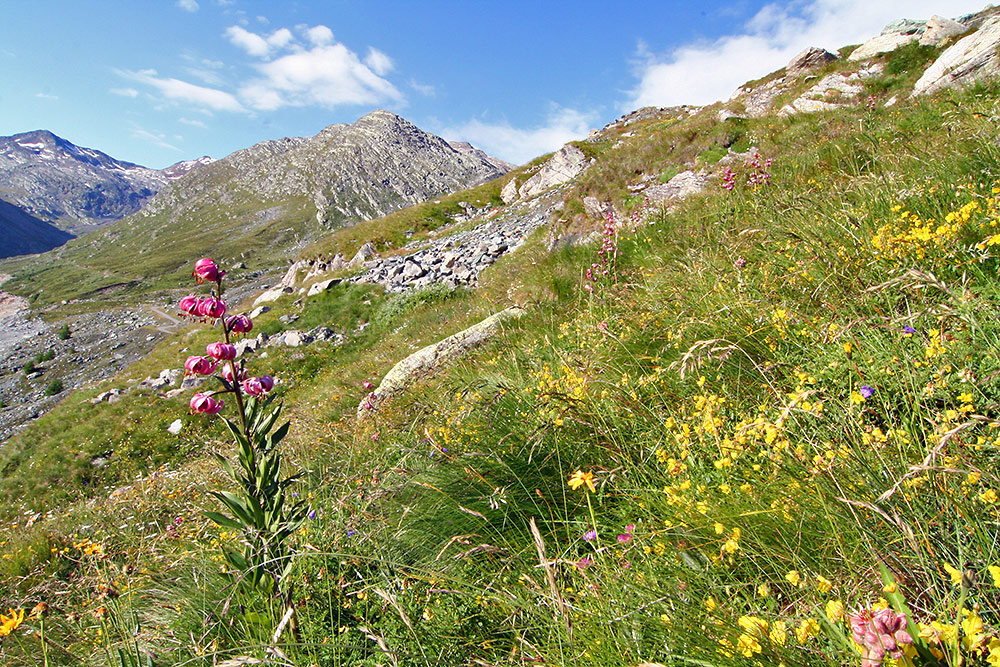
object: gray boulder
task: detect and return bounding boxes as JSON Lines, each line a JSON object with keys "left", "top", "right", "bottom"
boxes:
{"left": 786, "top": 47, "right": 837, "bottom": 77}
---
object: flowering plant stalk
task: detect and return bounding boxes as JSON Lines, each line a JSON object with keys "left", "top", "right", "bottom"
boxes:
{"left": 180, "top": 258, "right": 308, "bottom": 622}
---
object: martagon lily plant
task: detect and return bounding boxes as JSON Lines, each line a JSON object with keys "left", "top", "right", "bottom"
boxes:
{"left": 179, "top": 257, "right": 309, "bottom": 627}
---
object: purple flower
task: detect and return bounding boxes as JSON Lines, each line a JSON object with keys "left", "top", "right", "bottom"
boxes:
{"left": 307, "top": 509, "right": 316, "bottom": 520}
{"left": 576, "top": 557, "right": 594, "bottom": 569}
{"left": 902, "top": 326, "right": 916, "bottom": 335}
{"left": 860, "top": 385, "right": 875, "bottom": 399}
{"left": 584, "top": 529, "right": 597, "bottom": 542}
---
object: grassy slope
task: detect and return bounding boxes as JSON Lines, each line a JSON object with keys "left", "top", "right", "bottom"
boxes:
{"left": 3, "top": 50, "right": 1000, "bottom": 666}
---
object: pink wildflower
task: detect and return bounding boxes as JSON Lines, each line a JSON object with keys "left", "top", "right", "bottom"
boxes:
{"left": 190, "top": 393, "right": 223, "bottom": 415}
{"left": 184, "top": 355, "right": 216, "bottom": 376}
{"left": 206, "top": 342, "right": 237, "bottom": 361}
{"left": 193, "top": 258, "right": 223, "bottom": 283}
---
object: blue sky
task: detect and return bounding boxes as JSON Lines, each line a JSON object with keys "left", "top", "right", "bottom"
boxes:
{"left": 0, "top": 0, "right": 987, "bottom": 168}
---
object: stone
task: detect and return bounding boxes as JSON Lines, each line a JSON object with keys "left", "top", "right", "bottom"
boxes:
{"left": 848, "top": 32, "right": 919, "bottom": 61}
{"left": 500, "top": 177, "right": 519, "bottom": 204}
{"left": 920, "top": 15, "right": 968, "bottom": 46}
{"left": 358, "top": 306, "right": 526, "bottom": 418}
{"left": 249, "top": 305, "right": 271, "bottom": 319}
{"left": 786, "top": 47, "right": 838, "bottom": 77}
{"left": 882, "top": 18, "right": 926, "bottom": 35}
{"left": 730, "top": 77, "right": 788, "bottom": 117}
{"left": 167, "top": 419, "right": 183, "bottom": 435}
{"left": 278, "top": 260, "right": 310, "bottom": 288}
{"left": 348, "top": 242, "right": 377, "bottom": 268}
{"left": 518, "top": 145, "right": 588, "bottom": 199}
{"left": 913, "top": 16, "right": 1000, "bottom": 97}
{"left": 307, "top": 278, "right": 341, "bottom": 296}
{"left": 643, "top": 171, "right": 708, "bottom": 203}
{"left": 583, "top": 196, "right": 611, "bottom": 219}
{"left": 402, "top": 260, "right": 425, "bottom": 279}
{"left": 253, "top": 286, "right": 294, "bottom": 306}
{"left": 717, "top": 109, "right": 746, "bottom": 122}
{"left": 308, "top": 327, "right": 343, "bottom": 344}
{"left": 181, "top": 376, "right": 207, "bottom": 390}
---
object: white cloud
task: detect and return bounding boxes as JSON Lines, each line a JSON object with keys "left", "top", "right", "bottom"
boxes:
{"left": 410, "top": 79, "right": 436, "bottom": 97}
{"left": 131, "top": 127, "right": 182, "bottom": 152}
{"left": 110, "top": 87, "right": 139, "bottom": 98}
{"left": 306, "top": 25, "right": 334, "bottom": 47}
{"left": 120, "top": 69, "right": 246, "bottom": 113}
{"left": 224, "top": 25, "right": 293, "bottom": 59}
{"left": 35, "top": 92, "right": 58, "bottom": 100}
{"left": 626, "top": 0, "right": 987, "bottom": 111}
{"left": 239, "top": 42, "right": 403, "bottom": 111}
{"left": 179, "top": 117, "right": 208, "bottom": 128}
{"left": 442, "top": 106, "right": 596, "bottom": 165}
{"left": 364, "top": 47, "right": 393, "bottom": 76}
{"left": 177, "top": 0, "right": 198, "bottom": 12}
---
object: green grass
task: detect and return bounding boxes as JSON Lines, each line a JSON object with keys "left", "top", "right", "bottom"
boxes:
{"left": 6, "top": 71, "right": 1000, "bottom": 666}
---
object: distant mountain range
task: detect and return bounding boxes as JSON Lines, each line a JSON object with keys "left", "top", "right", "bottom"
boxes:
{"left": 0, "top": 130, "right": 215, "bottom": 258}
{"left": 0, "top": 110, "right": 509, "bottom": 299}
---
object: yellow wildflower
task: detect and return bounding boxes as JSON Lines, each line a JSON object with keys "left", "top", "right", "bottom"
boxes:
{"left": 989, "top": 565, "right": 1000, "bottom": 588}
{"left": 826, "top": 599, "right": 845, "bottom": 622}
{"left": 943, "top": 562, "right": 963, "bottom": 586}
{"left": 704, "top": 596, "right": 717, "bottom": 612}
{"left": 795, "top": 618, "right": 820, "bottom": 643}
{"left": 785, "top": 570, "right": 801, "bottom": 586}
{"left": 769, "top": 621, "right": 787, "bottom": 646}
{"left": 567, "top": 470, "right": 596, "bottom": 493}
{"left": 737, "top": 633, "right": 762, "bottom": 657}
{"left": 0, "top": 608, "right": 24, "bottom": 637}
{"left": 815, "top": 575, "right": 832, "bottom": 593}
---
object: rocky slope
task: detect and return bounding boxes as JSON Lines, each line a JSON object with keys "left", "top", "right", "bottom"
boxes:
{"left": 0, "top": 130, "right": 167, "bottom": 232}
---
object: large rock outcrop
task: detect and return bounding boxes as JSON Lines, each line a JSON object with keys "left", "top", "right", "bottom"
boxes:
{"left": 913, "top": 16, "right": 1000, "bottom": 96}
{"left": 517, "top": 145, "right": 588, "bottom": 199}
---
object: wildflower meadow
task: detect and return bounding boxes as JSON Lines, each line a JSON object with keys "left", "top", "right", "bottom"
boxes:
{"left": 3, "top": 67, "right": 1000, "bottom": 667}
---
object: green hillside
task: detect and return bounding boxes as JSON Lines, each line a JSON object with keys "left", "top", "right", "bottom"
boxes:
{"left": 4, "top": 41, "right": 1000, "bottom": 667}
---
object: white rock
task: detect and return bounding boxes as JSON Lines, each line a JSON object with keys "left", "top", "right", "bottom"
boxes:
{"left": 253, "top": 286, "right": 294, "bottom": 306}
{"left": 643, "top": 171, "right": 708, "bottom": 203}
{"left": 913, "top": 16, "right": 1000, "bottom": 97}
{"left": 919, "top": 15, "right": 967, "bottom": 46}
{"left": 500, "top": 177, "right": 519, "bottom": 204}
{"left": 167, "top": 419, "right": 183, "bottom": 435}
{"left": 307, "top": 278, "right": 341, "bottom": 296}
{"left": 518, "top": 145, "right": 587, "bottom": 199}
{"left": 249, "top": 305, "right": 271, "bottom": 319}
{"left": 848, "top": 32, "right": 919, "bottom": 61}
